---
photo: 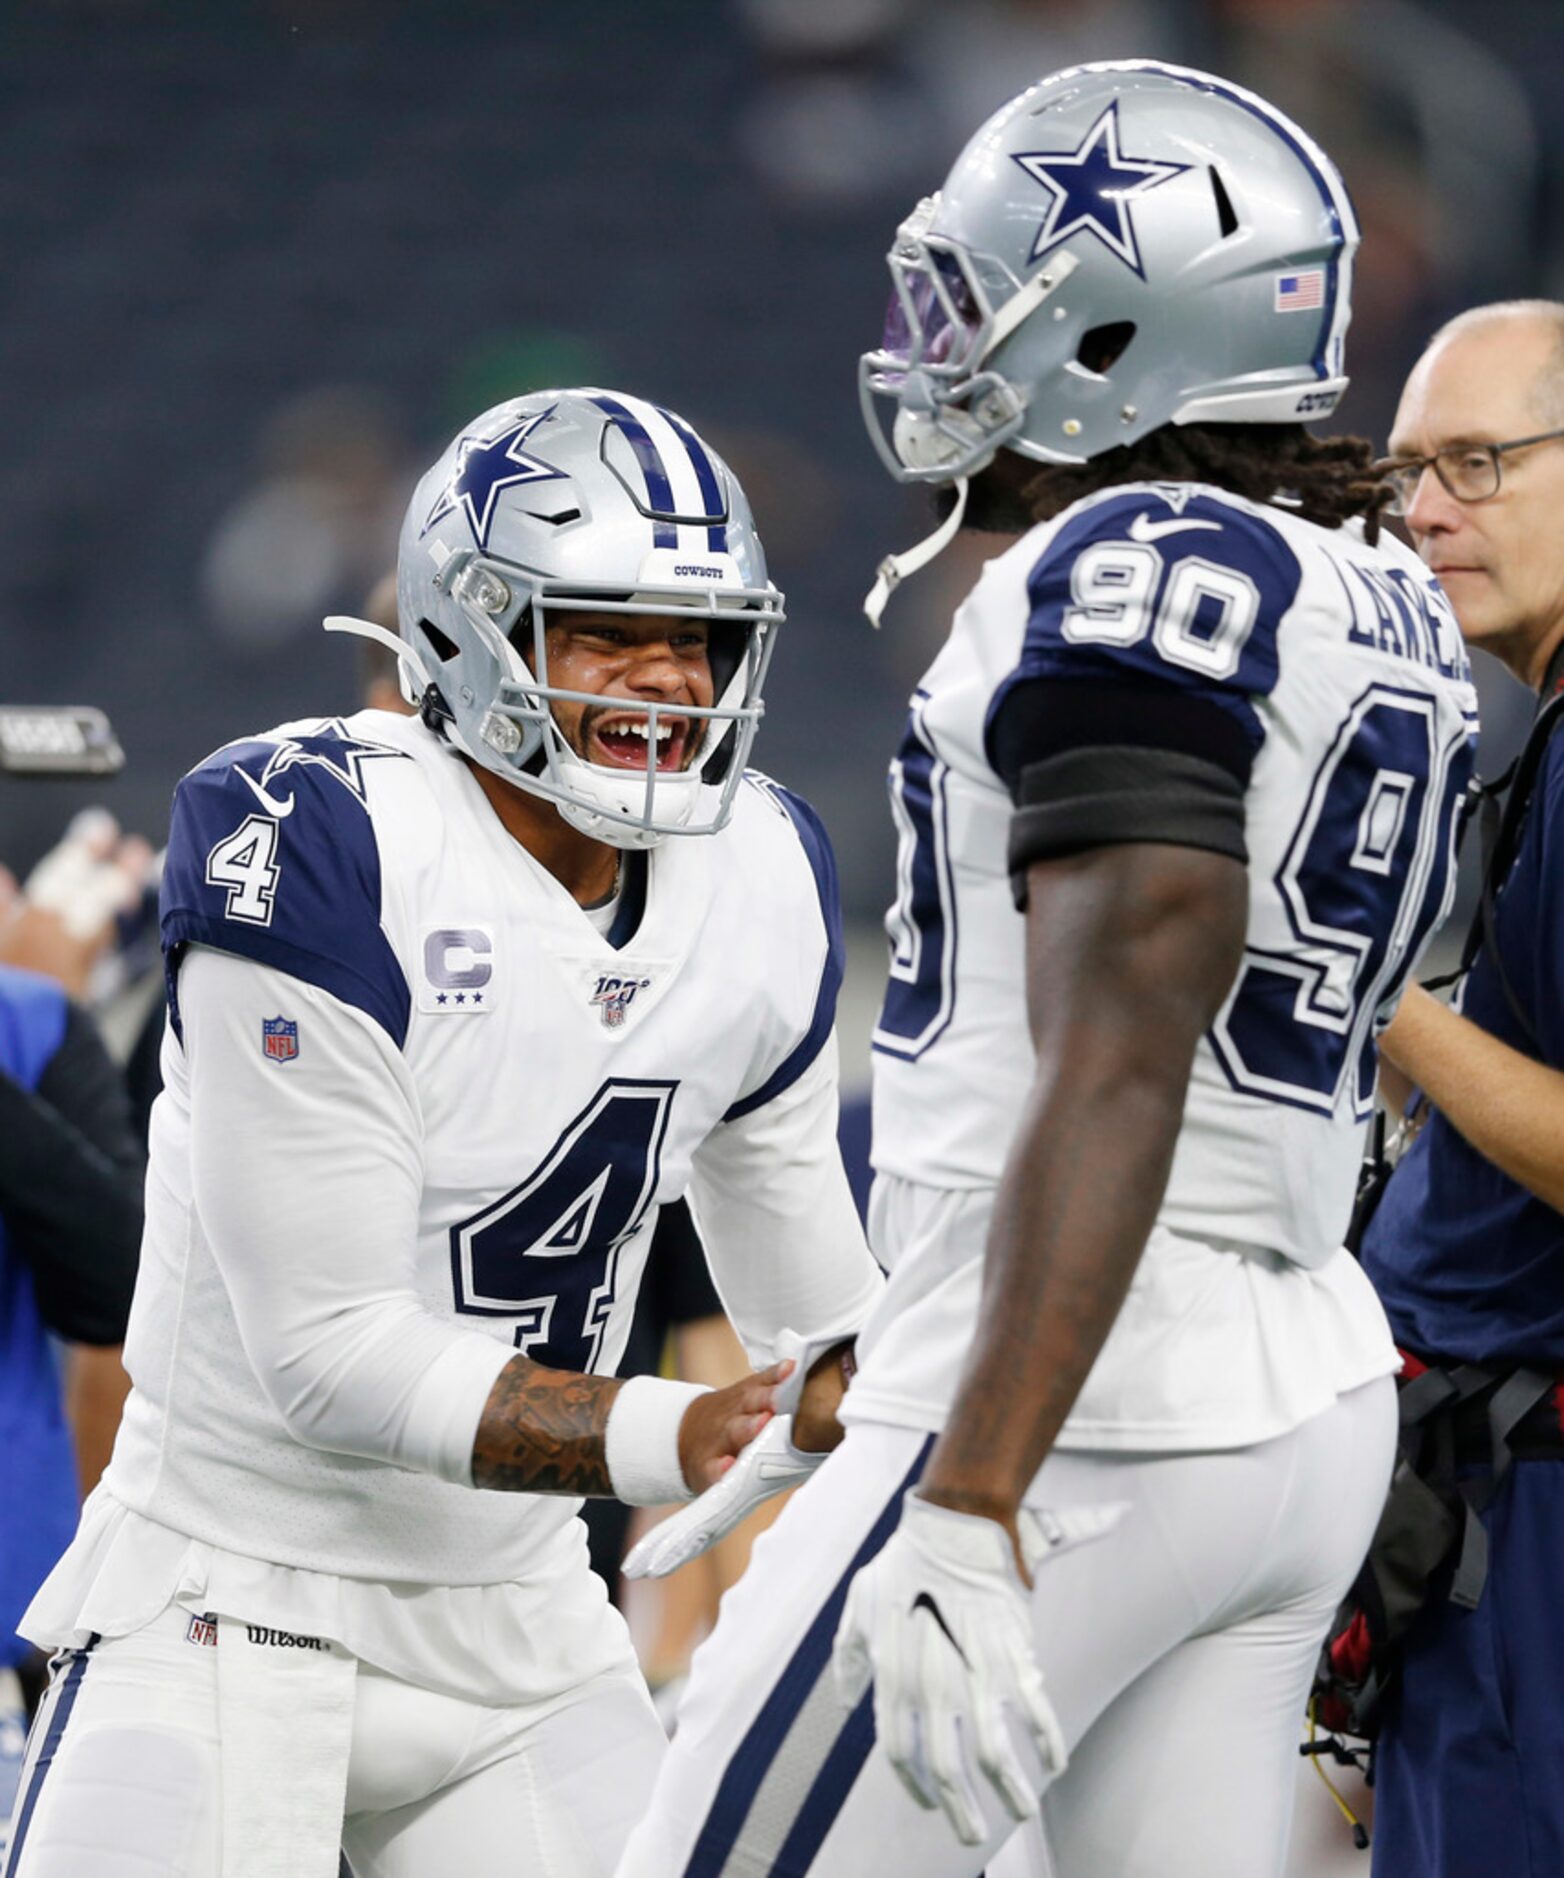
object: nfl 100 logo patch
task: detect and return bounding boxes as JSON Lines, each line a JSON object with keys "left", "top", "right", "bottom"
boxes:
{"left": 589, "top": 973, "right": 652, "bottom": 1029}
{"left": 261, "top": 1015, "right": 299, "bottom": 1063}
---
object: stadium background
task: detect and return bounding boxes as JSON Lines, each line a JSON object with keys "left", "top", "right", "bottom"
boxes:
{"left": 3, "top": 4, "right": 1560, "bottom": 1867}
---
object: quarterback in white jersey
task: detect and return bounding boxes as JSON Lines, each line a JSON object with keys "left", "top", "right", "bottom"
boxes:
{"left": 616, "top": 65, "right": 1476, "bottom": 1878}
{"left": 6, "top": 391, "right": 881, "bottom": 1878}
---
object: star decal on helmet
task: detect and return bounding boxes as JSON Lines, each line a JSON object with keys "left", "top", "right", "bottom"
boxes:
{"left": 1011, "top": 103, "right": 1191, "bottom": 280}
{"left": 421, "top": 408, "right": 566, "bottom": 549}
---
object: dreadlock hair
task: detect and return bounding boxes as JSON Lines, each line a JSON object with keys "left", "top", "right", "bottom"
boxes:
{"left": 956, "top": 422, "right": 1395, "bottom": 544}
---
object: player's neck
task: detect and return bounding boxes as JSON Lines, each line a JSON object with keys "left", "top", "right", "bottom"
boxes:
{"left": 463, "top": 758, "right": 621, "bottom": 905}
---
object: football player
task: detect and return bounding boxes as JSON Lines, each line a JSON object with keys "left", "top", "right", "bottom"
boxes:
{"left": 614, "top": 64, "right": 1478, "bottom": 1878}
{"left": 4, "top": 389, "right": 882, "bottom": 1878}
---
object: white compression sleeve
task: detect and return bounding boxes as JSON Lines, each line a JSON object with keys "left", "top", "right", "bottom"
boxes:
{"left": 181, "top": 947, "right": 513, "bottom": 1484}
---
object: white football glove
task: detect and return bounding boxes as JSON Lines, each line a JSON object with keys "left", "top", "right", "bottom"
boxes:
{"left": 833, "top": 1491, "right": 1127, "bottom": 1847}
{"left": 621, "top": 1327, "right": 853, "bottom": 1579}
{"left": 622, "top": 1414, "right": 825, "bottom": 1579}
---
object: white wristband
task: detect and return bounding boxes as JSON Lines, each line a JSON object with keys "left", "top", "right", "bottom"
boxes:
{"left": 604, "top": 1376, "right": 711, "bottom": 1506}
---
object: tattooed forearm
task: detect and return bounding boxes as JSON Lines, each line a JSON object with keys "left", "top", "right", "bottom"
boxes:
{"left": 471, "top": 1354, "right": 625, "bottom": 1494}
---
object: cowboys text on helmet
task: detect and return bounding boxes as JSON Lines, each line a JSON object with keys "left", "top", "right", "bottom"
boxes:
{"left": 380, "top": 390, "right": 784, "bottom": 848}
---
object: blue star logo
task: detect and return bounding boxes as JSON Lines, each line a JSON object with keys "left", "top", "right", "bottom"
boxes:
{"left": 1011, "top": 104, "right": 1190, "bottom": 280}
{"left": 422, "top": 408, "right": 565, "bottom": 549}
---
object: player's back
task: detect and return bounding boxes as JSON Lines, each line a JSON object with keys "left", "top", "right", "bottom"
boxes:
{"left": 848, "top": 484, "right": 1475, "bottom": 1445}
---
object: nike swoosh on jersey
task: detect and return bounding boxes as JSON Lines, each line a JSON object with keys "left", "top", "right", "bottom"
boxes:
{"left": 235, "top": 765, "right": 297, "bottom": 818}
{"left": 1127, "top": 513, "right": 1224, "bottom": 543}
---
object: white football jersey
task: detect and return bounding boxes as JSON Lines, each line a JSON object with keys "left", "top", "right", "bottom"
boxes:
{"left": 848, "top": 484, "right": 1477, "bottom": 1446}
{"left": 62, "top": 711, "right": 877, "bottom": 1596}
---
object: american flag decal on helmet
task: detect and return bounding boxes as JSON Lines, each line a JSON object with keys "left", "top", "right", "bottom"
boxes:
{"left": 261, "top": 1015, "right": 299, "bottom": 1062}
{"left": 1274, "top": 269, "right": 1325, "bottom": 312}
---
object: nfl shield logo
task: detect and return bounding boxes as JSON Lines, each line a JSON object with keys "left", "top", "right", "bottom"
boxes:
{"left": 262, "top": 1016, "right": 299, "bottom": 1063}
{"left": 589, "top": 975, "right": 652, "bottom": 1029}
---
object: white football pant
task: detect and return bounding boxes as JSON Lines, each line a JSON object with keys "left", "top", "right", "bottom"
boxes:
{"left": 616, "top": 1375, "right": 1395, "bottom": 1878}
{"left": 2, "top": 1603, "right": 665, "bottom": 1878}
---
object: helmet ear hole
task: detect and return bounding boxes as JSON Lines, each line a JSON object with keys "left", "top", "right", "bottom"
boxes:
{"left": 1076, "top": 322, "right": 1137, "bottom": 375}
{"left": 420, "top": 618, "right": 462, "bottom": 663}
{"left": 1209, "top": 165, "right": 1240, "bottom": 238}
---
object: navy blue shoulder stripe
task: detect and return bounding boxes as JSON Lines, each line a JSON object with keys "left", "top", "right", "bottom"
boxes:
{"left": 985, "top": 488, "right": 1302, "bottom": 769}
{"left": 160, "top": 730, "right": 411, "bottom": 1049}
{"left": 724, "top": 781, "right": 844, "bottom": 1123}
{"left": 162, "top": 914, "right": 411, "bottom": 1051}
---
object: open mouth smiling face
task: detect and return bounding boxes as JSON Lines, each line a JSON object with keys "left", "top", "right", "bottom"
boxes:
{"left": 531, "top": 609, "right": 717, "bottom": 782}
{"left": 585, "top": 707, "right": 696, "bottom": 774}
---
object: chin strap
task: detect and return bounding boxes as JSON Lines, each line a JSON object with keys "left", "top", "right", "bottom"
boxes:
{"left": 863, "top": 477, "right": 969, "bottom": 629}
{"left": 323, "top": 614, "right": 434, "bottom": 703}
{"left": 862, "top": 249, "right": 1082, "bottom": 629}
{"left": 985, "top": 247, "right": 1079, "bottom": 352}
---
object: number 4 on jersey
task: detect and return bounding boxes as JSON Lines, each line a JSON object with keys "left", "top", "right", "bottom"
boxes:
{"left": 206, "top": 814, "right": 281, "bottom": 926}
{"left": 451, "top": 1079, "right": 677, "bottom": 1372}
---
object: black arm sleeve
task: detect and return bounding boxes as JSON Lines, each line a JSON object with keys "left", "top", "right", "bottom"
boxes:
{"left": 0, "top": 1003, "right": 143, "bottom": 1343}
{"left": 990, "top": 677, "right": 1254, "bottom": 905}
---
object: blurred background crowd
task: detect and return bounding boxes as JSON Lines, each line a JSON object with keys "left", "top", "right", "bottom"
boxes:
{"left": 2, "top": 2, "right": 1561, "bottom": 1869}
{"left": 4, "top": 0, "right": 1560, "bottom": 941}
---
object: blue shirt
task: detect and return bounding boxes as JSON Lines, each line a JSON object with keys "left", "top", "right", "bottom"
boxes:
{"left": 1364, "top": 726, "right": 1564, "bottom": 1367}
{"left": 0, "top": 967, "right": 80, "bottom": 1667}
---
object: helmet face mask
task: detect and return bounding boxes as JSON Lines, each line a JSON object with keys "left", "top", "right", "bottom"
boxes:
{"left": 395, "top": 392, "right": 783, "bottom": 849}
{"left": 860, "top": 60, "right": 1360, "bottom": 486}
{"left": 878, "top": 227, "right": 991, "bottom": 386}
{"left": 862, "top": 210, "right": 1043, "bottom": 480}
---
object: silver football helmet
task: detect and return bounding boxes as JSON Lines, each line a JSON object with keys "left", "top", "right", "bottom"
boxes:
{"left": 861, "top": 60, "right": 1359, "bottom": 483}
{"left": 341, "top": 390, "right": 782, "bottom": 848}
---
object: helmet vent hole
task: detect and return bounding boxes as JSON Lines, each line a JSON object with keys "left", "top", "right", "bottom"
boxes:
{"left": 524, "top": 507, "right": 582, "bottom": 526}
{"left": 1076, "top": 322, "right": 1136, "bottom": 375}
{"left": 1209, "top": 166, "right": 1239, "bottom": 239}
{"left": 420, "top": 619, "right": 461, "bottom": 663}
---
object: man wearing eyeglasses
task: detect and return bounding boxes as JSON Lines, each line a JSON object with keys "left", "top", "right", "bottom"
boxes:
{"left": 1360, "top": 300, "right": 1564, "bottom": 1878}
